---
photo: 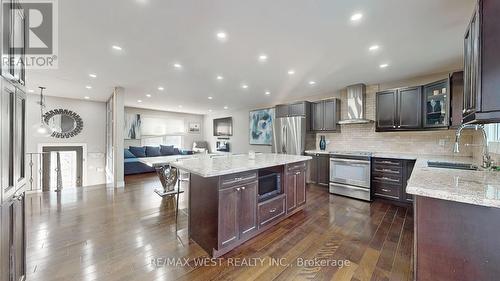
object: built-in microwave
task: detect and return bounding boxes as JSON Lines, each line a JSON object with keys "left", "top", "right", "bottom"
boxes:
{"left": 258, "top": 171, "right": 281, "bottom": 202}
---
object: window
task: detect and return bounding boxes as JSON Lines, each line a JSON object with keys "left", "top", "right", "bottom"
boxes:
{"left": 141, "top": 136, "right": 182, "bottom": 148}
{"left": 485, "top": 123, "right": 500, "bottom": 143}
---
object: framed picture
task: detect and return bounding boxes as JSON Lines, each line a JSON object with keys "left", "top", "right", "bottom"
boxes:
{"left": 189, "top": 122, "right": 201, "bottom": 133}
{"left": 249, "top": 108, "right": 274, "bottom": 145}
{"left": 124, "top": 114, "right": 141, "bottom": 139}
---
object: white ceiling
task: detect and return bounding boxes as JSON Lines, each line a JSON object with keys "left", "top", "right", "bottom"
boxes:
{"left": 27, "top": 0, "right": 476, "bottom": 115}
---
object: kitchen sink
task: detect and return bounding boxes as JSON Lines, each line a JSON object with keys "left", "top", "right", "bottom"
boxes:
{"left": 427, "top": 161, "right": 479, "bottom": 171}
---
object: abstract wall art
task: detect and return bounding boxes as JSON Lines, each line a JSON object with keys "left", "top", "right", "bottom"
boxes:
{"left": 249, "top": 108, "right": 274, "bottom": 145}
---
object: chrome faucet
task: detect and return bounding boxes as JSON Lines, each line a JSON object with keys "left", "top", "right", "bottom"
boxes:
{"left": 453, "top": 124, "right": 492, "bottom": 168}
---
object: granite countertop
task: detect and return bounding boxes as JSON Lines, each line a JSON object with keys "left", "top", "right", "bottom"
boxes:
{"left": 171, "top": 153, "right": 312, "bottom": 177}
{"left": 406, "top": 155, "right": 500, "bottom": 208}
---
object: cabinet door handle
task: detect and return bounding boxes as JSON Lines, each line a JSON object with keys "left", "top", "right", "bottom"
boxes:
{"left": 269, "top": 208, "right": 277, "bottom": 213}
{"left": 381, "top": 188, "right": 390, "bottom": 192}
{"left": 295, "top": 171, "right": 301, "bottom": 175}
{"left": 375, "top": 176, "right": 399, "bottom": 183}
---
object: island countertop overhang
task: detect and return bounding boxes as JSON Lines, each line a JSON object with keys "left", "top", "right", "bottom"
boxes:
{"left": 171, "top": 153, "right": 312, "bottom": 177}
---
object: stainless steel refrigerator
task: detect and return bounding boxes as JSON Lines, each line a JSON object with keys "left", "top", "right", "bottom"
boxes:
{"left": 272, "top": 116, "right": 306, "bottom": 155}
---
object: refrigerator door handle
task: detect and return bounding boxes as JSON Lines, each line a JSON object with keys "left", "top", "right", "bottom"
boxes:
{"left": 282, "top": 125, "right": 287, "bottom": 153}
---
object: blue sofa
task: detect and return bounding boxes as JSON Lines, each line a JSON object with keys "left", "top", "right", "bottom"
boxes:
{"left": 124, "top": 145, "right": 193, "bottom": 175}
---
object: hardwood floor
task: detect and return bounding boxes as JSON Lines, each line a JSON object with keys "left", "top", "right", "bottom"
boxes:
{"left": 25, "top": 173, "right": 413, "bottom": 281}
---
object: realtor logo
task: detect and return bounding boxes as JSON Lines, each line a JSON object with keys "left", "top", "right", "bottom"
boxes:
{"left": 2, "top": 0, "right": 58, "bottom": 69}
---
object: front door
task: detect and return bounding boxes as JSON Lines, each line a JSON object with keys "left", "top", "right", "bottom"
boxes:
{"left": 42, "top": 146, "right": 83, "bottom": 191}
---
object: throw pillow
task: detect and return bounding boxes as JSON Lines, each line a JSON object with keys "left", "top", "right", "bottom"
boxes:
{"left": 129, "top": 146, "right": 146, "bottom": 158}
{"left": 124, "top": 149, "right": 136, "bottom": 159}
{"left": 160, "top": 145, "right": 175, "bottom": 156}
{"left": 145, "top": 146, "right": 161, "bottom": 157}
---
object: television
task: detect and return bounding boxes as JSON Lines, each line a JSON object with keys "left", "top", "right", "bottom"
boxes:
{"left": 213, "top": 117, "right": 233, "bottom": 136}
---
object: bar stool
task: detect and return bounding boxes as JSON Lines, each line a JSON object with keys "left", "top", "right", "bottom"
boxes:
{"left": 154, "top": 165, "right": 184, "bottom": 231}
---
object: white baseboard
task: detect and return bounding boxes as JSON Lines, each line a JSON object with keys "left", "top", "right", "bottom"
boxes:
{"left": 106, "top": 181, "right": 125, "bottom": 188}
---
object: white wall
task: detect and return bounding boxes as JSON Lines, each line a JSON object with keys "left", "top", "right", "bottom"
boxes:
{"left": 125, "top": 107, "right": 205, "bottom": 150}
{"left": 204, "top": 108, "right": 273, "bottom": 154}
{"left": 26, "top": 94, "right": 107, "bottom": 189}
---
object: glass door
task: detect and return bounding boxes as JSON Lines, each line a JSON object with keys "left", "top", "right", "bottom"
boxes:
{"left": 423, "top": 79, "right": 449, "bottom": 128}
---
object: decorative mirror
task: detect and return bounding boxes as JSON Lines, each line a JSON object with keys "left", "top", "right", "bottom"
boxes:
{"left": 43, "top": 109, "right": 84, "bottom": 138}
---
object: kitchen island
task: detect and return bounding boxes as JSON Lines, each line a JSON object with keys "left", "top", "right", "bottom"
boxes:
{"left": 171, "top": 153, "right": 312, "bottom": 257}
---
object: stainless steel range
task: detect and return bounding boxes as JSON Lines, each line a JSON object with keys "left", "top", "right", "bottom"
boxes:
{"left": 329, "top": 151, "right": 372, "bottom": 201}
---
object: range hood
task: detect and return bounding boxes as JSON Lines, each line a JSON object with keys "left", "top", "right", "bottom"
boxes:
{"left": 338, "top": 83, "right": 373, "bottom": 124}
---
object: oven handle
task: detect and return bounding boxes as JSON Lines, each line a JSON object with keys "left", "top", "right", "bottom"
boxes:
{"left": 329, "top": 182, "right": 369, "bottom": 191}
{"left": 330, "top": 158, "right": 370, "bottom": 165}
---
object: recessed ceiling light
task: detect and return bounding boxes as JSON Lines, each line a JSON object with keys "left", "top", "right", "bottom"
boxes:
{"left": 379, "top": 63, "right": 389, "bottom": 68}
{"left": 112, "top": 45, "right": 123, "bottom": 51}
{"left": 288, "top": 69, "right": 295, "bottom": 75}
{"left": 265, "top": 91, "right": 271, "bottom": 95}
{"left": 223, "top": 106, "right": 228, "bottom": 110}
{"left": 84, "top": 96, "right": 90, "bottom": 100}
{"left": 369, "top": 45, "right": 380, "bottom": 51}
{"left": 350, "top": 13, "right": 363, "bottom": 21}
{"left": 308, "top": 81, "right": 316, "bottom": 86}
{"left": 137, "top": 99, "right": 142, "bottom": 103}
{"left": 173, "top": 63, "right": 182, "bottom": 69}
{"left": 158, "top": 86, "right": 164, "bottom": 91}
{"left": 208, "top": 109, "right": 213, "bottom": 113}
{"left": 146, "top": 94, "right": 152, "bottom": 98}
{"left": 216, "top": 75, "right": 224, "bottom": 80}
{"left": 258, "top": 54, "right": 268, "bottom": 62}
{"left": 216, "top": 32, "right": 227, "bottom": 40}
{"left": 85, "top": 85, "right": 92, "bottom": 89}
{"left": 178, "top": 105, "right": 183, "bottom": 108}
{"left": 241, "top": 84, "right": 249, "bottom": 89}
{"left": 208, "top": 96, "right": 213, "bottom": 100}
{"left": 28, "top": 89, "right": 34, "bottom": 93}
{"left": 89, "top": 73, "right": 97, "bottom": 78}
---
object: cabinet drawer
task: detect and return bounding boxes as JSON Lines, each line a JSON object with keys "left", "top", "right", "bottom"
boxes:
{"left": 286, "top": 162, "right": 306, "bottom": 172}
{"left": 220, "top": 171, "right": 258, "bottom": 189}
{"left": 258, "top": 195, "right": 285, "bottom": 227}
{"left": 372, "top": 166, "right": 402, "bottom": 175}
{"left": 373, "top": 183, "right": 400, "bottom": 199}
{"left": 372, "top": 174, "right": 402, "bottom": 185}
{"left": 373, "top": 158, "right": 403, "bottom": 167}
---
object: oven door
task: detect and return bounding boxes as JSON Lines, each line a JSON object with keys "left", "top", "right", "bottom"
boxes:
{"left": 329, "top": 158, "right": 370, "bottom": 188}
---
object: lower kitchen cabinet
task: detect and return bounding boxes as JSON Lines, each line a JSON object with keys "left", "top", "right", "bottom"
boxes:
{"left": 371, "top": 158, "right": 415, "bottom": 203}
{"left": 285, "top": 164, "right": 306, "bottom": 212}
{"left": 306, "top": 153, "right": 330, "bottom": 186}
{"left": 218, "top": 181, "right": 258, "bottom": 249}
{"left": 0, "top": 192, "right": 26, "bottom": 281}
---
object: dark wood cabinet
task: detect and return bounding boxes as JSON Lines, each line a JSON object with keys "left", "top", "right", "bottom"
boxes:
{"left": 275, "top": 101, "right": 310, "bottom": 118}
{"left": 376, "top": 87, "right": 422, "bottom": 131}
{"left": 218, "top": 181, "right": 258, "bottom": 248}
{"left": 238, "top": 183, "right": 258, "bottom": 238}
{"left": 285, "top": 164, "right": 306, "bottom": 212}
{"left": 463, "top": 0, "right": 500, "bottom": 124}
{"left": 311, "top": 99, "right": 340, "bottom": 132}
{"left": 423, "top": 79, "right": 450, "bottom": 128}
{"left": 399, "top": 86, "right": 422, "bottom": 129}
{"left": 376, "top": 90, "right": 397, "bottom": 130}
{"left": 306, "top": 153, "right": 330, "bottom": 186}
{"left": 372, "top": 158, "right": 415, "bottom": 203}
{"left": 218, "top": 186, "right": 239, "bottom": 248}
{"left": 450, "top": 71, "right": 464, "bottom": 128}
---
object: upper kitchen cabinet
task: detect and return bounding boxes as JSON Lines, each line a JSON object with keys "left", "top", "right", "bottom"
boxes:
{"left": 275, "top": 101, "right": 311, "bottom": 118}
{"left": 1, "top": 0, "right": 26, "bottom": 86}
{"left": 423, "top": 79, "right": 449, "bottom": 128}
{"left": 311, "top": 99, "right": 340, "bottom": 132}
{"left": 450, "top": 71, "right": 464, "bottom": 128}
{"left": 376, "top": 87, "right": 422, "bottom": 131}
{"left": 463, "top": 0, "right": 500, "bottom": 124}
{"left": 376, "top": 90, "right": 397, "bottom": 130}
